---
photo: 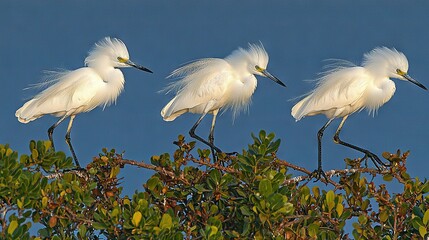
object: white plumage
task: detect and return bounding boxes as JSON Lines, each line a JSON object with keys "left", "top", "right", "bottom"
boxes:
{"left": 161, "top": 43, "right": 285, "bottom": 159}
{"left": 291, "top": 47, "right": 427, "bottom": 179}
{"left": 15, "top": 37, "right": 152, "bottom": 167}
{"left": 292, "top": 47, "right": 418, "bottom": 121}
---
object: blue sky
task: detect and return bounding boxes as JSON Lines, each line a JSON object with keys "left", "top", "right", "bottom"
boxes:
{"left": 1, "top": 1, "right": 429, "bottom": 197}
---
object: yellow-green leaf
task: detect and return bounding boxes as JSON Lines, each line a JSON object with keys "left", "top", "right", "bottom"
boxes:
{"left": 31, "top": 149, "right": 38, "bottom": 159}
{"left": 132, "top": 211, "right": 142, "bottom": 227}
{"left": 44, "top": 141, "right": 52, "bottom": 151}
{"left": 423, "top": 209, "right": 429, "bottom": 225}
{"left": 5, "top": 148, "right": 13, "bottom": 157}
{"left": 419, "top": 225, "right": 427, "bottom": 237}
{"left": 17, "top": 199, "right": 23, "bottom": 209}
{"left": 42, "top": 196, "right": 48, "bottom": 208}
{"left": 111, "top": 208, "right": 119, "bottom": 218}
{"left": 8, "top": 220, "right": 18, "bottom": 235}
{"left": 383, "top": 174, "right": 393, "bottom": 182}
{"left": 160, "top": 213, "right": 173, "bottom": 229}
{"left": 336, "top": 203, "right": 344, "bottom": 216}
{"left": 379, "top": 211, "right": 389, "bottom": 222}
{"left": 209, "top": 226, "right": 218, "bottom": 237}
{"left": 326, "top": 190, "right": 335, "bottom": 211}
{"left": 110, "top": 166, "right": 120, "bottom": 178}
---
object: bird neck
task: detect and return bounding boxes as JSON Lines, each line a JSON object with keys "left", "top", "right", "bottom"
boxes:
{"left": 93, "top": 66, "right": 122, "bottom": 82}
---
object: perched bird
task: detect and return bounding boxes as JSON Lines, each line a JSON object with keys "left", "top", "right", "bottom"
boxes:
{"left": 161, "top": 43, "right": 286, "bottom": 160}
{"left": 16, "top": 37, "right": 153, "bottom": 167}
{"left": 291, "top": 47, "right": 427, "bottom": 179}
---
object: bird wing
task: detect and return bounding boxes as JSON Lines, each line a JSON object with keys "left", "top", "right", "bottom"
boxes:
{"left": 292, "top": 67, "right": 370, "bottom": 120}
{"left": 161, "top": 58, "right": 234, "bottom": 121}
{"left": 16, "top": 68, "right": 104, "bottom": 122}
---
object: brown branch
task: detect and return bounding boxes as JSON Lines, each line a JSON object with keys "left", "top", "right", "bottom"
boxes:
{"left": 119, "top": 158, "right": 190, "bottom": 185}
{"left": 44, "top": 169, "right": 89, "bottom": 180}
{"left": 275, "top": 159, "right": 311, "bottom": 175}
{"left": 189, "top": 157, "right": 238, "bottom": 174}
{"left": 276, "top": 159, "right": 340, "bottom": 187}
{"left": 282, "top": 167, "right": 387, "bottom": 187}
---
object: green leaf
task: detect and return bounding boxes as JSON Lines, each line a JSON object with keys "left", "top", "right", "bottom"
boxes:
{"left": 92, "top": 222, "right": 107, "bottom": 230}
{"left": 259, "top": 179, "right": 273, "bottom": 197}
{"left": 8, "top": 220, "right": 18, "bottom": 235}
{"left": 421, "top": 182, "right": 429, "bottom": 193}
{"left": 383, "top": 174, "right": 393, "bottom": 182}
{"left": 267, "top": 139, "right": 281, "bottom": 153}
{"left": 259, "top": 130, "right": 266, "bottom": 141}
{"left": 358, "top": 215, "right": 367, "bottom": 225}
{"left": 240, "top": 206, "right": 253, "bottom": 216}
{"left": 308, "top": 223, "right": 319, "bottom": 238}
{"left": 78, "top": 224, "right": 87, "bottom": 237}
{"left": 209, "top": 169, "right": 221, "bottom": 185}
{"left": 147, "top": 177, "right": 160, "bottom": 191}
{"left": 160, "top": 213, "right": 173, "bottom": 229}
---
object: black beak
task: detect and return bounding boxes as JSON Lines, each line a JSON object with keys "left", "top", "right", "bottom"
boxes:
{"left": 404, "top": 74, "right": 427, "bottom": 90}
{"left": 125, "top": 59, "right": 153, "bottom": 73}
{"left": 261, "top": 69, "right": 286, "bottom": 87}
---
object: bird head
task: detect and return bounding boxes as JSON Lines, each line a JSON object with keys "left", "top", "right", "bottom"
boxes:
{"left": 85, "top": 37, "right": 152, "bottom": 73}
{"left": 395, "top": 68, "right": 427, "bottom": 90}
{"left": 233, "top": 43, "right": 286, "bottom": 87}
{"left": 363, "top": 47, "right": 426, "bottom": 90}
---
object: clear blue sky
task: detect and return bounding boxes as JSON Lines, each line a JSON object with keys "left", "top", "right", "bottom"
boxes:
{"left": 1, "top": 1, "right": 428, "bottom": 197}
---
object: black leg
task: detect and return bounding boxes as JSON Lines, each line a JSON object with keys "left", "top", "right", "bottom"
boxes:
{"left": 189, "top": 112, "right": 222, "bottom": 160}
{"left": 64, "top": 115, "right": 81, "bottom": 168}
{"left": 208, "top": 113, "right": 218, "bottom": 161}
{"left": 47, "top": 115, "right": 68, "bottom": 151}
{"left": 333, "top": 116, "right": 389, "bottom": 169}
{"left": 313, "top": 118, "right": 333, "bottom": 181}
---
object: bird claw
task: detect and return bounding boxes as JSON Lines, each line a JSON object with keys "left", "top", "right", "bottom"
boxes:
{"left": 225, "top": 151, "right": 238, "bottom": 156}
{"left": 362, "top": 152, "right": 390, "bottom": 171}
{"left": 311, "top": 168, "right": 329, "bottom": 183}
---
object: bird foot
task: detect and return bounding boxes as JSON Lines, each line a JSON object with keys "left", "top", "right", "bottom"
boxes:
{"left": 224, "top": 151, "right": 238, "bottom": 156}
{"left": 362, "top": 152, "right": 390, "bottom": 170}
{"left": 311, "top": 168, "right": 329, "bottom": 182}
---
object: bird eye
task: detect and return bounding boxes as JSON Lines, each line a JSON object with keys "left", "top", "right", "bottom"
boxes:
{"left": 396, "top": 69, "right": 405, "bottom": 76}
{"left": 117, "top": 57, "right": 127, "bottom": 63}
{"left": 255, "top": 65, "right": 263, "bottom": 72}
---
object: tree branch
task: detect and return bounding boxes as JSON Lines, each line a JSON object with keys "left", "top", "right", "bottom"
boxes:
{"left": 119, "top": 158, "right": 191, "bottom": 185}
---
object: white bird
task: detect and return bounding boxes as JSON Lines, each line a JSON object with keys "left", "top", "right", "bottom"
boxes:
{"left": 16, "top": 37, "right": 152, "bottom": 167}
{"left": 161, "top": 43, "right": 286, "bottom": 160}
{"left": 291, "top": 47, "right": 427, "bottom": 179}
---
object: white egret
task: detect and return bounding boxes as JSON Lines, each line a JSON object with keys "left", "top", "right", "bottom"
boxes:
{"left": 291, "top": 47, "right": 427, "bottom": 179}
{"left": 161, "top": 43, "right": 286, "bottom": 160}
{"left": 16, "top": 37, "right": 153, "bottom": 167}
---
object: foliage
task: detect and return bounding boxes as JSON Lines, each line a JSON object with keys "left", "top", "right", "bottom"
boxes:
{"left": 0, "top": 131, "right": 428, "bottom": 239}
